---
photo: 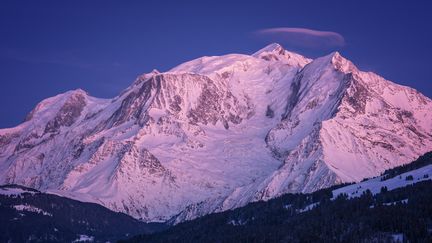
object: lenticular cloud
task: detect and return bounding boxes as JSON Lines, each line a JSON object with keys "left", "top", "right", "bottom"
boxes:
{"left": 256, "top": 27, "right": 345, "bottom": 48}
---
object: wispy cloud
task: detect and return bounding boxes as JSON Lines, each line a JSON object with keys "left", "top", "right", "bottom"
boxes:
{"left": 255, "top": 27, "right": 345, "bottom": 49}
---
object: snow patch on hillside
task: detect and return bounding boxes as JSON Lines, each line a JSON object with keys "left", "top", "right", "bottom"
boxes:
{"left": 13, "top": 204, "right": 52, "bottom": 216}
{"left": 332, "top": 165, "right": 432, "bottom": 199}
{"left": 0, "top": 187, "right": 37, "bottom": 197}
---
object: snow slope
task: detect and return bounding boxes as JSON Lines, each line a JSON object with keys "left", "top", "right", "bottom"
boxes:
{"left": 332, "top": 164, "right": 432, "bottom": 199}
{"left": 0, "top": 43, "right": 431, "bottom": 222}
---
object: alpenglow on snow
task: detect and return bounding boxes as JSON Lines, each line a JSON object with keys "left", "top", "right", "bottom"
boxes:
{"left": 0, "top": 43, "right": 431, "bottom": 223}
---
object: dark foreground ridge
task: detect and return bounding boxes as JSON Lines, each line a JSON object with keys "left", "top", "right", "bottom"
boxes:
{"left": 0, "top": 184, "right": 166, "bottom": 242}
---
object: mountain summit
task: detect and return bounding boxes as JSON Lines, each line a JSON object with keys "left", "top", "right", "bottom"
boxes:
{"left": 252, "top": 43, "right": 311, "bottom": 66}
{"left": 1, "top": 44, "right": 431, "bottom": 222}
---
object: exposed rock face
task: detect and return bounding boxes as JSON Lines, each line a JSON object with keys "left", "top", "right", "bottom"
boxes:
{"left": 0, "top": 44, "right": 431, "bottom": 223}
{"left": 44, "top": 92, "right": 87, "bottom": 133}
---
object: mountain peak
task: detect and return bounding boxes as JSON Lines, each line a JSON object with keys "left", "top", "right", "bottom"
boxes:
{"left": 316, "top": 51, "right": 357, "bottom": 73}
{"left": 329, "top": 51, "right": 345, "bottom": 63}
{"left": 253, "top": 43, "right": 311, "bottom": 67}
{"left": 23, "top": 88, "right": 88, "bottom": 123}
{"left": 68, "top": 88, "right": 88, "bottom": 97}
{"left": 133, "top": 69, "right": 161, "bottom": 86}
{"left": 253, "top": 43, "right": 285, "bottom": 56}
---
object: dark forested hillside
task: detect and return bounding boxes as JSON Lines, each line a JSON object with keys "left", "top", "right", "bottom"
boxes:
{"left": 124, "top": 181, "right": 432, "bottom": 243}
{"left": 0, "top": 185, "right": 166, "bottom": 243}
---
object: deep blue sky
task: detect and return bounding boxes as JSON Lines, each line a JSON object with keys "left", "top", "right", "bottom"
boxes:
{"left": 1, "top": 0, "right": 431, "bottom": 128}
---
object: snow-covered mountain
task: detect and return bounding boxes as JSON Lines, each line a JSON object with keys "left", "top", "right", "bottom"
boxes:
{"left": 0, "top": 43, "right": 431, "bottom": 223}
